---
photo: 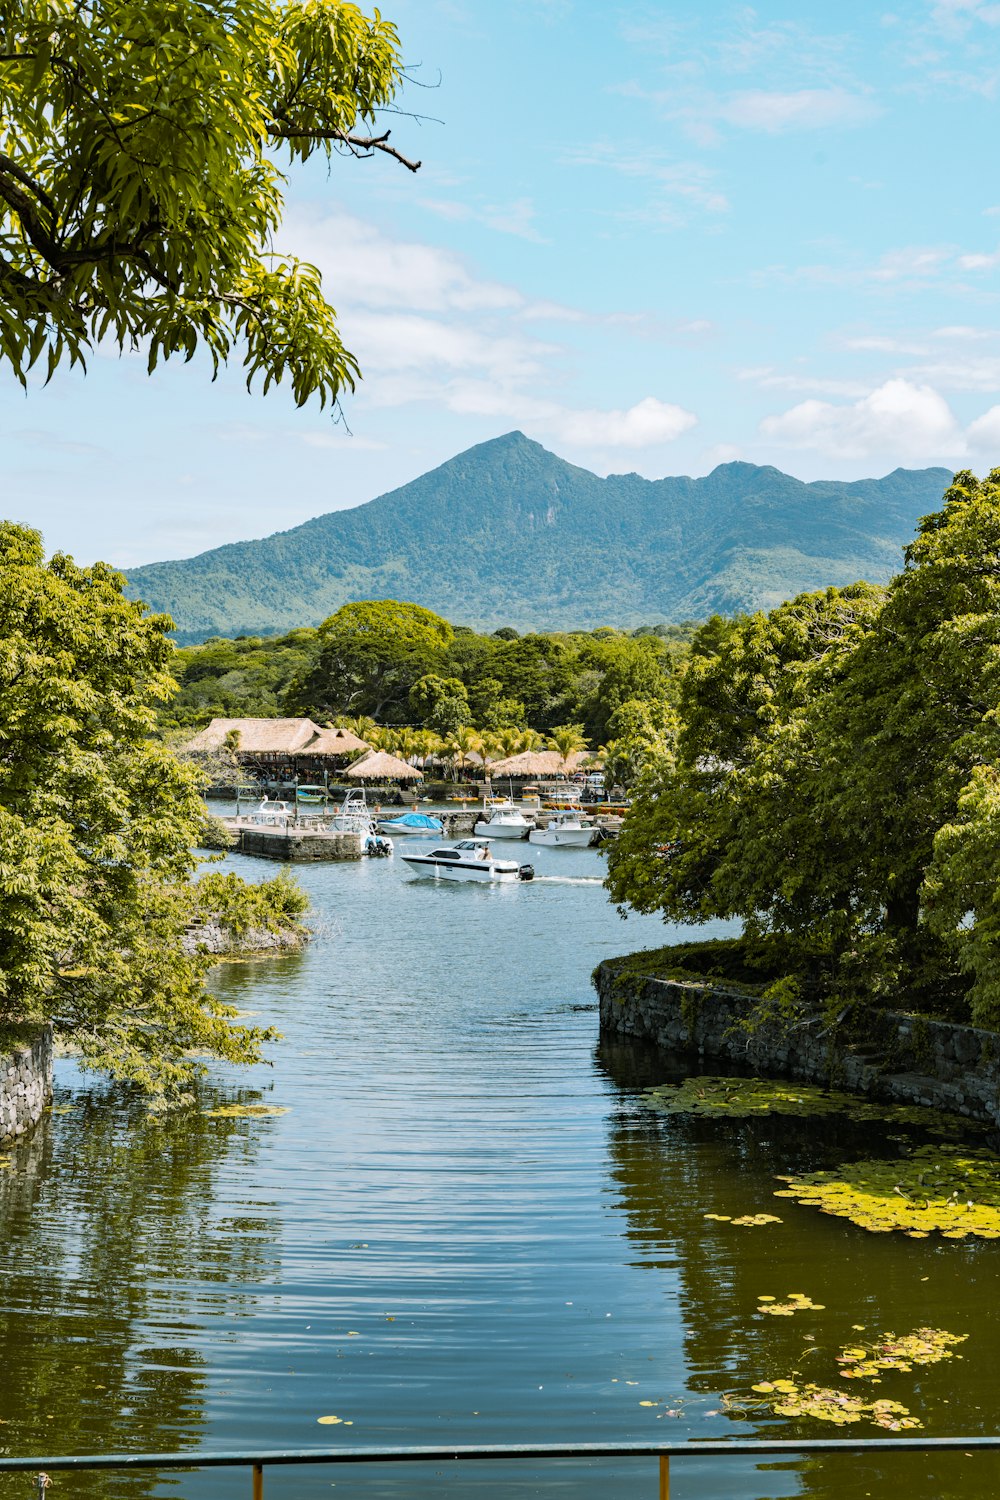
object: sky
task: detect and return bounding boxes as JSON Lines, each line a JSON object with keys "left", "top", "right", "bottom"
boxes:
{"left": 7, "top": 0, "right": 1000, "bottom": 567}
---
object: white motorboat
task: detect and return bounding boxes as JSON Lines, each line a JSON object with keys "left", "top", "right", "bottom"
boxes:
{"left": 473, "top": 798, "right": 535, "bottom": 840}
{"left": 329, "top": 788, "right": 372, "bottom": 832}
{"left": 401, "top": 838, "right": 534, "bottom": 882}
{"left": 528, "top": 811, "right": 596, "bottom": 847}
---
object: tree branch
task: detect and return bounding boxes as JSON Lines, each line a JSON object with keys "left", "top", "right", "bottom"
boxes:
{"left": 267, "top": 123, "right": 421, "bottom": 172}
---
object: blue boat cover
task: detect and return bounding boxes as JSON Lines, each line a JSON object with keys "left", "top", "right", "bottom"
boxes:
{"left": 383, "top": 812, "right": 444, "bottom": 830}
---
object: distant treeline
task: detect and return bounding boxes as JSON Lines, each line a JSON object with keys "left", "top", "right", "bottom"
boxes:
{"left": 161, "top": 602, "right": 700, "bottom": 745}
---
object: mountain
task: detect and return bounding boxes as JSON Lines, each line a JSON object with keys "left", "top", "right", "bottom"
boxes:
{"left": 124, "top": 432, "right": 953, "bottom": 643}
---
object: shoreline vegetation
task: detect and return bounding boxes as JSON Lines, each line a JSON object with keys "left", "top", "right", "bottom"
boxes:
{"left": 10, "top": 465, "right": 1000, "bottom": 1111}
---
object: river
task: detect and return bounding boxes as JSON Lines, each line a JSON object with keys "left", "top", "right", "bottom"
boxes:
{"left": 0, "top": 837, "right": 998, "bottom": 1499}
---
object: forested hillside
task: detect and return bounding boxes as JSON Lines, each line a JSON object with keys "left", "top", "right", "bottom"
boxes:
{"left": 127, "top": 432, "right": 952, "bottom": 643}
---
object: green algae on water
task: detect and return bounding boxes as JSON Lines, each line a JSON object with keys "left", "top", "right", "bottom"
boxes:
{"left": 776, "top": 1144, "right": 1000, "bottom": 1238}
{"left": 203, "top": 1104, "right": 290, "bottom": 1119}
{"left": 640, "top": 1075, "right": 982, "bottom": 1137}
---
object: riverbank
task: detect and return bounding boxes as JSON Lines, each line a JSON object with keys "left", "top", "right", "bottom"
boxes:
{"left": 594, "top": 950, "right": 1000, "bottom": 1128}
{"left": 0, "top": 1025, "right": 53, "bottom": 1146}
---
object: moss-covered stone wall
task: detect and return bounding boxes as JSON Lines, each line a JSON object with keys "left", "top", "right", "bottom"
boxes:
{"left": 594, "top": 963, "right": 1000, "bottom": 1127}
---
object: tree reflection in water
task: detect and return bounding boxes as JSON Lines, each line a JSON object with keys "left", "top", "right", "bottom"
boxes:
{"left": 595, "top": 1038, "right": 1000, "bottom": 1500}
{"left": 0, "top": 1082, "right": 280, "bottom": 1500}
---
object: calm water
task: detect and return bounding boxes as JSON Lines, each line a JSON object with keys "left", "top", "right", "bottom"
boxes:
{"left": 1, "top": 836, "right": 999, "bottom": 1500}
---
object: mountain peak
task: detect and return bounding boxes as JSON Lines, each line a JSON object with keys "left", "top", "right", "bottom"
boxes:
{"left": 124, "top": 440, "right": 952, "bottom": 643}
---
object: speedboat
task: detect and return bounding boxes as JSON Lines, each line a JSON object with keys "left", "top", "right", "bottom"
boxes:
{"left": 377, "top": 811, "right": 444, "bottom": 835}
{"left": 401, "top": 838, "right": 534, "bottom": 882}
{"left": 528, "top": 811, "right": 597, "bottom": 847}
{"left": 474, "top": 799, "right": 535, "bottom": 840}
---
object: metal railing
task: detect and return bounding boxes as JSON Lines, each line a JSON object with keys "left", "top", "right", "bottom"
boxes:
{"left": 3, "top": 1436, "right": 1000, "bottom": 1497}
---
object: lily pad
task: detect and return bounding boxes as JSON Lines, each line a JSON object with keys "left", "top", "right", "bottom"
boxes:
{"left": 776, "top": 1144, "right": 1000, "bottom": 1239}
{"left": 757, "top": 1293, "right": 825, "bottom": 1316}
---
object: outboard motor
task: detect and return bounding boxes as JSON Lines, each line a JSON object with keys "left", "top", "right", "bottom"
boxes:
{"left": 518, "top": 863, "right": 535, "bottom": 882}
{"left": 364, "top": 833, "right": 394, "bottom": 857}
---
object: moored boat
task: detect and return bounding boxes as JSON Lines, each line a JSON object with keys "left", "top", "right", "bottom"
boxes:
{"left": 528, "top": 811, "right": 597, "bottom": 847}
{"left": 473, "top": 798, "right": 535, "bottom": 839}
{"left": 377, "top": 811, "right": 444, "bottom": 835}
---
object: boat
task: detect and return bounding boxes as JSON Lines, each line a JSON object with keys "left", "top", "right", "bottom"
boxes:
{"left": 377, "top": 811, "right": 444, "bottom": 835}
{"left": 245, "top": 797, "right": 292, "bottom": 827}
{"left": 329, "top": 789, "right": 373, "bottom": 832}
{"left": 538, "top": 782, "right": 583, "bottom": 810}
{"left": 401, "top": 838, "right": 534, "bottom": 883}
{"left": 295, "top": 784, "right": 329, "bottom": 805}
{"left": 528, "top": 811, "right": 597, "bottom": 847}
{"left": 474, "top": 798, "right": 535, "bottom": 839}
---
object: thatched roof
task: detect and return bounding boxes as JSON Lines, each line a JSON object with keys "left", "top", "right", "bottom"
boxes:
{"left": 345, "top": 750, "right": 423, "bottom": 781}
{"left": 184, "top": 717, "right": 322, "bottom": 755}
{"left": 309, "top": 727, "right": 371, "bottom": 755}
{"left": 487, "top": 750, "right": 585, "bottom": 777}
{"left": 184, "top": 717, "right": 372, "bottom": 759}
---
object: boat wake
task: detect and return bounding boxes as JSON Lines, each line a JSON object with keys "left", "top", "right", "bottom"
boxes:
{"left": 531, "top": 875, "right": 605, "bottom": 886}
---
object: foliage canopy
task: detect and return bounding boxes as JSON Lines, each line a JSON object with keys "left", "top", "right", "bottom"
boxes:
{"left": 0, "top": 523, "right": 301, "bottom": 1100}
{"left": 0, "top": 0, "right": 416, "bottom": 402}
{"left": 608, "top": 470, "right": 1000, "bottom": 1028}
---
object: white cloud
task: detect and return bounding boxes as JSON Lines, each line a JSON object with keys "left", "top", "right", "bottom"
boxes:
{"left": 564, "top": 144, "right": 730, "bottom": 221}
{"left": 967, "top": 405, "right": 1000, "bottom": 447}
{"left": 759, "top": 378, "right": 966, "bottom": 459}
{"left": 545, "top": 397, "right": 697, "bottom": 447}
{"left": 282, "top": 208, "right": 524, "bottom": 314}
{"left": 419, "top": 381, "right": 697, "bottom": 449}
{"left": 717, "top": 87, "right": 880, "bottom": 132}
{"left": 957, "top": 245, "right": 1000, "bottom": 269}
{"left": 273, "top": 207, "right": 699, "bottom": 462}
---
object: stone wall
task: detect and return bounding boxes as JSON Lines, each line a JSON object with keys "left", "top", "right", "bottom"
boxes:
{"left": 595, "top": 964, "right": 1000, "bottom": 1127}
{"left": 0, "top": 1026, "right": 53, "bottom": 1147}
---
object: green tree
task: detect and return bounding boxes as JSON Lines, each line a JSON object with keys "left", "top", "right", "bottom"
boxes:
{"left": 578, "top": 635, "right": 674, "bottom": 742}
{"left": 0, "top": 0, "right": 418, "bottom": 402}
{"left": 608, "top": 475, "right": 1000, "bottom": 1024}
{"left": 409, "top": 673, "right": 470, "bottom": 736}
{"left": 443, "top": 725, "right": 481, "bottom": 779}
{"left": 600, "top": 698, "right": 678, "bottom": 792}
{"left": 287, "top": 599, "right": 453, "bottom": 720}
{"left": 606, "top": 581, "right": 886, "bottom": 938}
{"left": 547, "top": 723, "right": 588, "bottom": 770}
{"left": 0, "top": 523, "right": 282, "bottom": 1099}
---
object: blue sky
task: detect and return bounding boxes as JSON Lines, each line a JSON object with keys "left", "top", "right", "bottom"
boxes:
{"left": 8, "top": 0, "right": 1000, "bottom": 567}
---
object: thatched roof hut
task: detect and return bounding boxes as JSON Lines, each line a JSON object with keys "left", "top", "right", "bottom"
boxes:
{"left": 309, "top": 726, "right": 371, "bottom": 755}
{"left": 184, "top": 717, "right": 322, "bottom": 755}
{"left": 345, "top": 750, "right": 423, "bottom": 781}
{"left": 184, "top": 718, "right": 371, "bottom": 760}
{"left": 487, "top": 750, "right": 585, "bottom": 777}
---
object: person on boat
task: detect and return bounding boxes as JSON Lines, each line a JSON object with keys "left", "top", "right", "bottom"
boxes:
{"left": 480, "top": 842, "right": 491, "bottom": 860}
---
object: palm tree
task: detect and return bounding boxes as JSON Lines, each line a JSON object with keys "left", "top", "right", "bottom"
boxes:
{"left": 445, "top": 725, "right": 482, "bottom": 780}
{"left": 478, "top": 731, "right": 502, "bottom": 770}
{"left": 413, "top": 729, "right": 441, "bottom": 775}
{"left": 547, "top": 723, "right": 588, "bottom": 772}
{"left": 516, "top": 728, "right": 543, "bottom": 753}
{"left": 331, "top": 714, "right": 379, "bottom": 744}
{"left": 494, "top": 726, "right": 522, "bottom": 758}
{"left": 394, "top": 726, "right": 420, "bottom": 764}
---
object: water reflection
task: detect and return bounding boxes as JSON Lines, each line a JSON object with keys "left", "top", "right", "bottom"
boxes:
{"left": 0, "top": 1084, "right": 280, "bottom": 1498}
{"left": 2, "top": 841, "right": 999, "bottom": 1500}
{"left": 597, "top": 1040, "right": 1000, "bottom": 1499}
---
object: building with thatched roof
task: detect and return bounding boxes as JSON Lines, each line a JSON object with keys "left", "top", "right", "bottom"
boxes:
{"left": 486, "top": 750, "right": 585, "bottom": 778}
{"left": 307, "top": 726, "right": 370, "bottom": 755}
{"left": 183, "top": 717, "right": 370, "bottom": 763}
{"left": 345, "top": 750, "right": 423, "bottom": 781}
